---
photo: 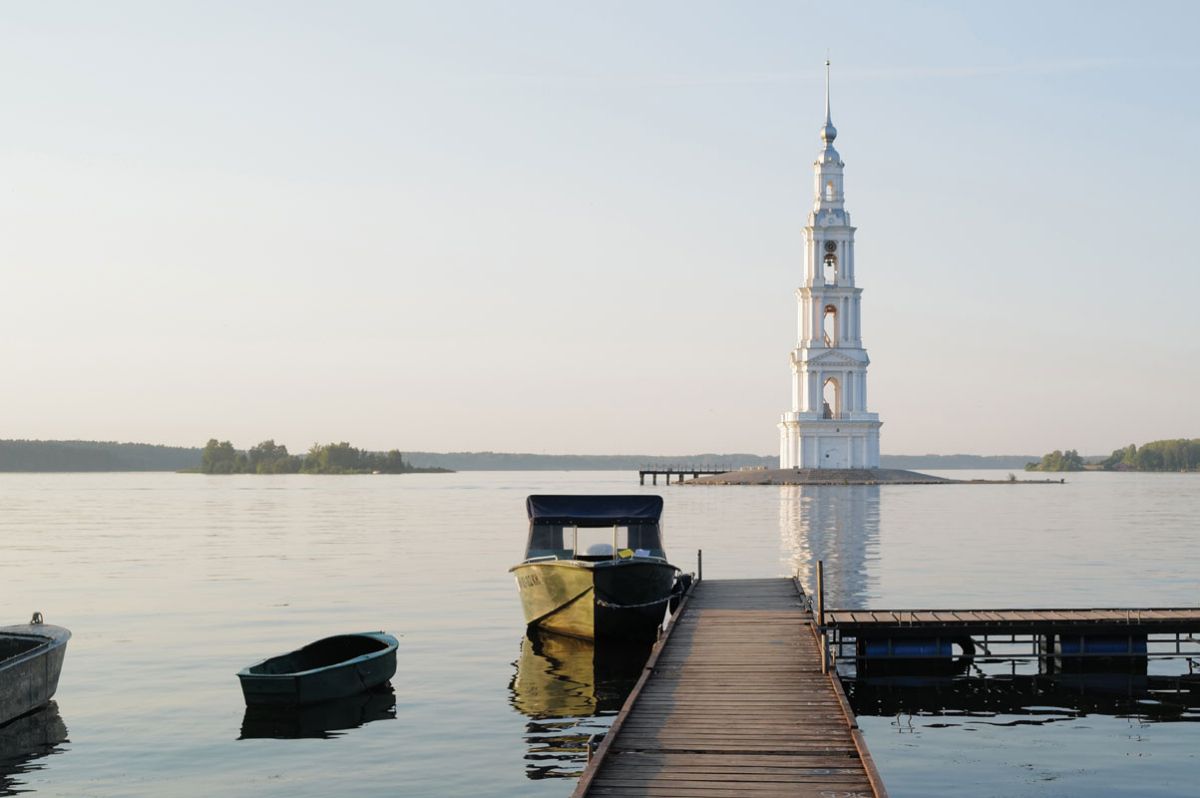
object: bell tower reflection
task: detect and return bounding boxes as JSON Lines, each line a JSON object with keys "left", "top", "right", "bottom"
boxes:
{"left": 780, "top": 485, "right": 880, "bottom": 608}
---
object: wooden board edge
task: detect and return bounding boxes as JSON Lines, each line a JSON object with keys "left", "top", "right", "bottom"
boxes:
{"left": 570, "top": 582, "right": 697, "bottom": 797}
{"left": 793, "top": 580, "right": 889, "bottom": 798}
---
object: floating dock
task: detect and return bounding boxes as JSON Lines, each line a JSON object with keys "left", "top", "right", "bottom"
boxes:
{"left": 572, "top": 578, "right": 886, "bottom": 798}
{"left": 823, "top": 607, "right": 1200, "bottom": 672}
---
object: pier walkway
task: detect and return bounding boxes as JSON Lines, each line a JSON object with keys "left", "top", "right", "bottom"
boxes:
{"left": 637, "top": 467, "right": 731, "bottom": 485}
{"left": 573, "top": 578, "right": 885, "bottom": 798}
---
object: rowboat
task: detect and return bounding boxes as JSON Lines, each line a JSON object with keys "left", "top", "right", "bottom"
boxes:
{"left": 237, "top": 632, "right": 398, "bottom": 705}
{"left": 0, "top": 614, "right": 70, "bottom": 727}
{"left": 510, "top": 495, "right": 687, "bottom": 643}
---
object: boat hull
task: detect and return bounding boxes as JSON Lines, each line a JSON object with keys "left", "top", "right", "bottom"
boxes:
{"left": 238, "top": 632, "right": 398, "bottom": 706}
{"left": 0, "top": 623, "right": 71, "bottom": 727}
{"left": 511, "top": 560, "right": 677, "bottom": 643}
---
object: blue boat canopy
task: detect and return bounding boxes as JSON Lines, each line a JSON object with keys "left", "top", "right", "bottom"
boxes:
{"left": 526, "top": 495, "right": 663, "bottom": 526}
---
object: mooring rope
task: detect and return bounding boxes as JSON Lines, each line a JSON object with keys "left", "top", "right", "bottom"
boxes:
{"left": 594, "top": 593, "right": 675, "bottom": 610}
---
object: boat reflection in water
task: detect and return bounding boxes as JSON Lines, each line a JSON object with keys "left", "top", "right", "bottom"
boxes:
{"left": 0, "top": 700, "right": 69, "bottom": 795}
{"left": 847, "top": 671, "right": 1200, "bottom": 728}
{"left": 239, "top": 685, "right": 396, "bottom": 740}
{"left": 509, "top": 628, "right": 651, "bottom": 780}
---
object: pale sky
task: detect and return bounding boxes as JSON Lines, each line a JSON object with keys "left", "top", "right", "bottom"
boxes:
{"left": 2, "top": 2, "right": 1197, "bottom": 456}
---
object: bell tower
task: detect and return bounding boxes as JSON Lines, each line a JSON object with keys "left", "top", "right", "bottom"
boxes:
{"left": 779, "top": 62, "right": 882, "bottom": 469}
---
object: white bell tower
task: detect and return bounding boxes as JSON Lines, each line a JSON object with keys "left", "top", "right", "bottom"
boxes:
{"left": 779, "top": 62, "right": 881, "bottom": 469}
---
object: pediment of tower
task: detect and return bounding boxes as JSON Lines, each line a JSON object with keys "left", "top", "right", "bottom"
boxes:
{"left": 804, "top": 351, "right": 868, "bottom": 368}
{"left": 808, "top": 208, "right": 853, "bottom": 227}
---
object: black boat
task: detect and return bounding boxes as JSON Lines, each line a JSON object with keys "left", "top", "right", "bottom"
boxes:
{"left": 237, "top": 632, "right": 398, "bottom": 706}
{"left": 0, "top": 614, "right": 70, "bottom": 727}
{"left": 510, "top": 495, "right": 687, "bottom": 642}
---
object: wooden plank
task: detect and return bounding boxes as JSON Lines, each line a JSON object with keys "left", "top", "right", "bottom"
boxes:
{"left": 573, "top": 578, "right": 884, "bottom": 798}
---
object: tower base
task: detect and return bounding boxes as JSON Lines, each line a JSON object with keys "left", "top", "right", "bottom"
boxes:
{"left": 779, "top": 418, "right": 881, "bottom": 469}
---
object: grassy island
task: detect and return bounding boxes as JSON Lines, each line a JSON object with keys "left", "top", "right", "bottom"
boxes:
{"left": 199, "top": 439, "right": 453, "bottom": 475}
{"left": 1026, "top": 439, "right": 1200, "bottom": 472}
{"left": 1025, "top": 449, "right": 1085, "bottom": 472}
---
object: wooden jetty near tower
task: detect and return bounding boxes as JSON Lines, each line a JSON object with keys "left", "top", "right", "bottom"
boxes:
{"left": 638, "top": 466, "right": 731, "bottom": 485}
{"left": 572, "top": 578, "right": 886, "bottom": 798}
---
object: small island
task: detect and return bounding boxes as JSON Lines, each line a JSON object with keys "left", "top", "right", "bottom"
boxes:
{"left": 1026, "top": 439, "right": 1200, "bottom": 472}
{"left": 199, "top": 439, "right": 453, "bottom": 475}
{"left": 1025, "top": 449, "right": 1086, "bottom": 472}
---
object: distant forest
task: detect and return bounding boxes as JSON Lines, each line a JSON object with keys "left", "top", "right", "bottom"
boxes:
{"left": 1026, "top": 439, "right": 1200, "bottom": 472}
{"left": 1, "top": 440, "right": 1040, "bottom": 473}
{"left": 0, "top": 440, "right": 201, "bottom": 472}
{"left": 1099, "top": 439, "right": 1200, "bottom": 472}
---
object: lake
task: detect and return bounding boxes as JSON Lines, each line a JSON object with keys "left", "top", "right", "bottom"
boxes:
{"left": 2, "top": 470, "right": 1198, "bottom": 796}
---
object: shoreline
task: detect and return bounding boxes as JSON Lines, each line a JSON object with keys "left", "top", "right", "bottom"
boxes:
{"left": 683, "top": 467, "right": 1065, "bottom": 486}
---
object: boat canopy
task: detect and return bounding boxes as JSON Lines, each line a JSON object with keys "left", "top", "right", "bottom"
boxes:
{"left": 526, "top": 495, "right": 663, "bottom": 527}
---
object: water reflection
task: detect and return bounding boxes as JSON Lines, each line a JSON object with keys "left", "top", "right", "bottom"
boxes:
{"left": 508, "top": 628, "right": 650, "bottom": 780}
{"left": 780, "top": 485, "right": 880, "bottom": 608}
{"left": 239, "top": 685, "right": 396, "bottom": 740}
{"left": 847, "top": 672, "right": 1200, "bottom": 727}
{"left": 0, "top": 701, "right": 69, "bottom": 796}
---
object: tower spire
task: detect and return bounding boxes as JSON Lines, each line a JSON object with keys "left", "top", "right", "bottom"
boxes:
{"left": 825, "top": 58, "right": 831, "bottom": 124}
{"left": 820, "top": 59, "right": 837, "bottom": 145}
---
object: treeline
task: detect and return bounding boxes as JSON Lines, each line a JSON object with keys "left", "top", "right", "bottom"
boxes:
{"left": 1025, "top": 439, "right": 1200, "bottom": 472}
{"left": 1025, "top": 449, "right": 1086, "bottom": 472}
{"left": 1100, "top": 440, "right": 1200, "bottom": 472}
{"left": 0, "top": 440, "right": 201, "bottom": 472}
{"left": 200, "top": 439, "right": 452, "bottom": 475}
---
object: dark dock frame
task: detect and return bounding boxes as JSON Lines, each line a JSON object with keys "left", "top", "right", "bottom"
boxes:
{"left": 638, "top": 466, "right": 730, "bottom": 485}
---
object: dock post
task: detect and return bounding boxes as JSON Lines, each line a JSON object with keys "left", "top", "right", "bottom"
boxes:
{"left": 652, "top": 473, "right": 657, "bottom": 485}
{"left": 816, "top": 560, "right": 827, "bottom": 673}
{"left": 697, "top": 549, "right": 703, "bottom": 582}
{"left": 639, "top": 471, "right": 644, "bottom": 486}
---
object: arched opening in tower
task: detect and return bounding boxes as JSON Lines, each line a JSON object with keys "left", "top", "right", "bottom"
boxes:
{"left": 824, "top": 179, "right": 835, "bottom": 202}
{"left": 822, "top": 376, "right": 840, "bottom": 419}
{"left": 823, "top": 304, "right": 838, "bottom": 347}
{"left": 823, "top": 253, "right": 838, "bottom": 285}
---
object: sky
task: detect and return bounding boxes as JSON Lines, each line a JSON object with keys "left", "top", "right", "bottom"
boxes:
{"left": 2, "top": 1, "right": 1198, "bottom": 457}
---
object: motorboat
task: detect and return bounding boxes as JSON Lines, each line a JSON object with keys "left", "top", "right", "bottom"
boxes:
{"left": 237, "top": 632, "right": 398, "bottom": 705}
{"left": 510, "top": 495, "right": 687, "bottom": 642}
{"left": 0, "top": 614, "right": 70, "bottom": 727}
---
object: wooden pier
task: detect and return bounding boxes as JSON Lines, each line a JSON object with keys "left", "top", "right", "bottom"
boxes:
{"left": 572, "top": 578, "right": 886, "bottom": 798}
{"left": 638, "top": 466, "right": 731, "bottom": 485}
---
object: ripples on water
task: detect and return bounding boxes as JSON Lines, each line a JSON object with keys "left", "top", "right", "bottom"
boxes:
{"left": 1, "top": 470, "right": 1198, "bottom": 796}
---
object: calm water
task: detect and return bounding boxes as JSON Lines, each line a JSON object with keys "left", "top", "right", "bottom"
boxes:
{"left": 1, "top": 470, "right": 1198, "bottom": 796}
